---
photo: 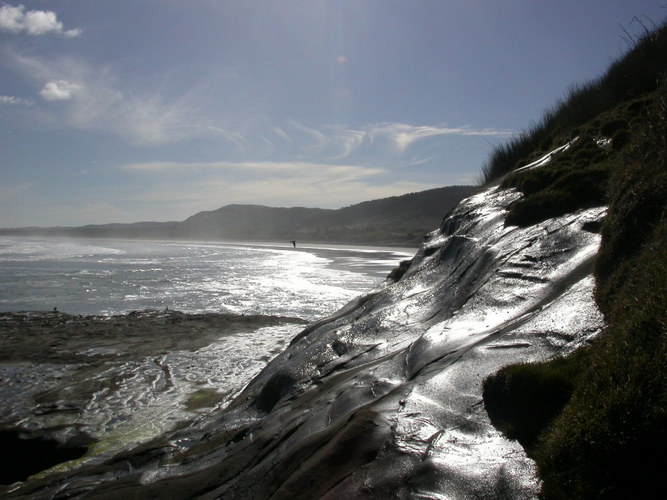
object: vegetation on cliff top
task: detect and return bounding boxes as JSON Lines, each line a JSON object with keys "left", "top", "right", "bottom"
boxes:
{"left": 483, "top": 20, "right": 667, "bottom": 499}
{"left": 480, "top": 17, "right": 667, "bottom": 186}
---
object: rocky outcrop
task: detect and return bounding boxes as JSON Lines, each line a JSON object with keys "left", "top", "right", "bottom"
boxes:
{"left": 2, "top": 177, "right": 607, "bottom": 498}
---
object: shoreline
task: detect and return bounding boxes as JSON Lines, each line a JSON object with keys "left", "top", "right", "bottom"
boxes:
{"left": 0, "top": 236, "right": 416, "bottom": 317}
{"left": 0, "top": 309, "right": 310, "bottom": 483}
{"left": 0, "top": 233, "right": 419, "bottom": 252}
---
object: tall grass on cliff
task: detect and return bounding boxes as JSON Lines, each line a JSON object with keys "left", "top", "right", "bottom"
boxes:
{"left": 479, "top": 18, "right": 667, "bottom": 184}
{"left": 484, "top": 78, "right": 667, "bottom": 499}
{"left": 538, "top": 84, "right": 667, "bottom": 499}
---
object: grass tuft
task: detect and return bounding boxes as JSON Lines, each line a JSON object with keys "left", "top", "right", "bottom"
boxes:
{"left": 501, "top": 136, "right": 613, "bottom": 226}
{"left": 482, "top": 48, "right": 667, "bottom": 498}
{"left": 480, "top": 19, "right": 667, "bottom": 185}
{"left": 482, "top": 354, "right": 585, "bottom": 450}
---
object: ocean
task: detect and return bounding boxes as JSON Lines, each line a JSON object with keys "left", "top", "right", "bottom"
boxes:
{"left": 0, "top": 236, "right": 415, "bottom": 320}
{"left": 0, "top": 237, "right": 416, "bottom": 451}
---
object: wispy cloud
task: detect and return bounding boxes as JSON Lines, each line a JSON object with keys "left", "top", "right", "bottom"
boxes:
{"left": 0, "top": 95, "right": 32, "bottom": 105}
{"left": 204, "top": 126, "right": 249, "bottom": 150}
{"left": 366, "top": 123, "right": 514, "bottom": 153}
{"left": 115, "top": 160, "right": 438, "bottom": 215}
{"left": 6, "top": 51, "right": 237, "bottom": 145}
{"left": 280, "top": 121, "right": 366, "bottom": 159}
{"left": 0, "top": 4, "right": 81, "bottom": 37}
{"left": 118, "top": 159, "right": 390, "bottom": 203}
{"left": 5, "top": 50, "right": 512, "bottom": 154}
{"left": 273, "top": 127, "right": 292, "bottom": 143}
{"left": 118, "top": 159, "right": 385, "bottom": 178}
{"left": 288, "top": 120, "right": 328, "bottom": 147}
{"left": 273, "top": 120, "right": 513, "bottom": 160}
{"left": 323, "top": 126, "right": 368, "bottom": 159}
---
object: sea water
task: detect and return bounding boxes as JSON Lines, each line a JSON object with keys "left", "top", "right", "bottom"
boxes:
{"left": 0, "top": 237, "right": 416, "bottom": 450}
{"left": 0, "top": 236, "right": 415, "bottom": 320}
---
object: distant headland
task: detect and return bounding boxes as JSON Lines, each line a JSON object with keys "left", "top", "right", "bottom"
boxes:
{"left": 0, "top": 185, "right": 476, "bottom": 246}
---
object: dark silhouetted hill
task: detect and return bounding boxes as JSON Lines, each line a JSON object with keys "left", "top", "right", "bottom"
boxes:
{"left": 1, "top": 185, "right": 476, "bottom": 246}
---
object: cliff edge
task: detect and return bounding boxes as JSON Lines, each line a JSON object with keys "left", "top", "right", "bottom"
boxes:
{"left": 3, "top": 168, "right": 607, "bottom": 498}
{"left": 3, "top": 19, "right": 666, "bottom": 500}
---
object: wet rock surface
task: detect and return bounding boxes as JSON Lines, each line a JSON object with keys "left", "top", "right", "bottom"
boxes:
{"left": 0, "top": 310, "right": 305, "bottom": 365}
{"left": 2, "top": 185, "right": 607, "bottom": 498}
{"left": 0, "top": 310, "right": 307, "bottom": 490}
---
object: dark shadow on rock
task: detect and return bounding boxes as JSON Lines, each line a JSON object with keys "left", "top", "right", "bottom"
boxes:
{"left": 0, "top": 430, "right": 90, "bottom": 485}
{"left": 482, "top": 364, "right": 574, "bottom": 451}
{"left": 386, "top": 259, "right": 412, "bottom": 283}
{"left": 252, "top": 371, "right": 297, "bottom": 413}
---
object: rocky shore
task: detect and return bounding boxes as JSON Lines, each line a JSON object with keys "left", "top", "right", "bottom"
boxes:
{"left": 0, "top": 310, "right": 307, "bottom": 486}
{"left": 0, "top": 310, "right": 306, "bottom": 365}
{"left": 1, "top": 182, "right": 606, "bottom": 498}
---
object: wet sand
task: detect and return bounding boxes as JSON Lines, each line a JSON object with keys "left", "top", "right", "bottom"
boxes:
{"left": 228, "top": 240, "right": 417, "bottom": 278}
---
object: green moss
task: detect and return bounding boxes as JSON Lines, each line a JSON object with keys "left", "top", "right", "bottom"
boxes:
{"left": 595, "top": 98, "right": 667, "bottom": 310}
{"left": 483, "top": 82, "right": 667, "bottom": 498}
{"left": 184, "top": 388, "right": 227, "bottom": 411}
{"left": 535, "top": 83, "right": 667, "bottom": 500}
{"left": 536, "top": 226, "right": 667, "bottom": 499}
{"left": 498, "top": 91, "right": 655, "bottom": 228}
{"left": 502, "top": 149, "right": 612, "bottom": 227}
{"left": 482, "top": 354, "right": 586, "bottom": 449}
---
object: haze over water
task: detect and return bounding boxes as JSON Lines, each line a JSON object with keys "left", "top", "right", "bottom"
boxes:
{"left": 0, "top": 237, "right": 414, "bottom": 319}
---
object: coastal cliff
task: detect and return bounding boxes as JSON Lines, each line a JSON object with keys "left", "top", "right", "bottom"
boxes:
{"left": 3, "top": 20, "right": 666, "bottom": 500}
{"left": 3, "top": 173, "right": 607, "bottom": 498}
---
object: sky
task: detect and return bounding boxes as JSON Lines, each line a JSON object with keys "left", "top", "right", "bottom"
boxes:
{"left": 1, "top": 1, "right": 665, "bottom": 227}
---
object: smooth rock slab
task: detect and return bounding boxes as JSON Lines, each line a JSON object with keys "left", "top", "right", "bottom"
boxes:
{"left": 2, "top": 185, "right": 607, "bottom": 498}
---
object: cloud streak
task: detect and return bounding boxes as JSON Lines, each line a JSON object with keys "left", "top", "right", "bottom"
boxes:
{"left": 272, "top": 121, "right": 514, "bottom": 160}
{"left": 115, "top": 160, "right": 438, "bottom": 216}
{"left": 6, "top": 52, "right": 238, "bottom": 145}
{"left": 6, "top": 50, "right": 513, "bottom": 155}
{"left": 366, "top": 123, "right": 514, "bottom": 153}
{"left": 118, "top": 159, "right": 391, "bottom": 203}
{"left": 0, "top": 4, "right": 81, "bottom": 37}
{"left": 118, "top": 159, "right": 385, "bottom": 180}
{"left": 0, "top": 95, "right": 32, "bottom": 105}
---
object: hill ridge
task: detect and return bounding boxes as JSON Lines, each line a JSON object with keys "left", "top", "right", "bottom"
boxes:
{"left": 1, "top": 185, "right": 477, "bottom": 246}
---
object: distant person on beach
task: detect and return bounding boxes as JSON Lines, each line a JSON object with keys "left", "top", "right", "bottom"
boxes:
{"left": 290, "top": 240, "right": 296, "bottom": 248}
